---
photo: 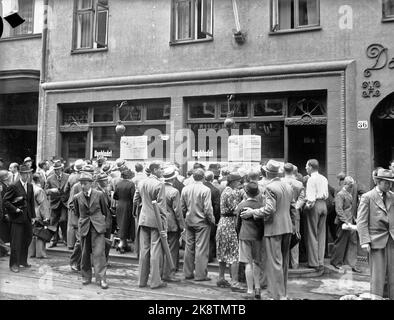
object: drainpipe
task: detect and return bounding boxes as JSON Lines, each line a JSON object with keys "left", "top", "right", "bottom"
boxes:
{"left": 37, "top": 0, "right": 49, "bottom": 163}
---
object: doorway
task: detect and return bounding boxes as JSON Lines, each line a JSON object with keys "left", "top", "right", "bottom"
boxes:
{"left": 287, "top": 125, "right": 327, "bottom": 176}
{"left": 0, "top": 129, "right": 37, "bottom": 165}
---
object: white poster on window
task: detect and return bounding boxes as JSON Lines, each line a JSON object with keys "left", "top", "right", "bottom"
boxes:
{"left": 228, "top": 135, "right": 261, "bottom": 162}
{"left": 120, "top": 136, "right": 148, "bottom": 160}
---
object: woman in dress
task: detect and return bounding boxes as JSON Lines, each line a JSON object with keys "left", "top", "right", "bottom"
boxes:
{"left": 113, "top": 169, "right": 135, "bottom": 253}
{"left": 216, "top": 173, "right": 244, "bottom": 290}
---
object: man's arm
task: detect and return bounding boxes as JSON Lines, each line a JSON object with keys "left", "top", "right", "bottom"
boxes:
{"left": 73, "top": 196, "right": 80, "bottom": 218}
{"left": 172, "top": 190, "right": 185, "bottom": 230}
{"left": 3, "top": 185, "right": 19, "bottom": 215}
{"left": 296, "top": 186, "right": 306, "bottom": 211}
{"left": 356, "top": 194, "right": 371, "bottom": 248}
{"left": 335, "top": 193, "right": 348, "bottom": 223}
{"left": 204, "top": 189, "right": 215, "bottom": 225}
{"left": 253, "top": 188, "right": 277, "bottom": 222}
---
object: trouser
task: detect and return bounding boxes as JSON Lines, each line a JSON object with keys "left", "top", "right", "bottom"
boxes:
{"left": 9, "top": 222, "right": 32, "bottom": 268}
{"left": 306, "top": 200, "right": 327, "bottom": 267}
{"left": 80, "top": 224, "right": 107, "bottom": 282}
{"left": 163, "top": 231, "right": 180, "bottom": 279}
{"left": 50, "top": 206, "right": 68, "bottom": 244}
{"left": 265, "top": 233, "right": 291, "bottom": 300}
{"left": 66, "top": 209, "right": 77, "bottom": 248}
{"left": 138, "top": 226, "right": 163, "bottom": 288}
{"left": 28, "top": 236, "right": 47, "bottom": 258}
{"left": 370, "top": 236, "right": 394, "bottom": 299}
{"left": 0, "top": 238, "right": 9, "bottom": 257}
{"left": 104, "top": 228, "right": 112, "bottom": 262}
{"left": 209, "top": 224, "right": 217, "bottom": 262}
{"left": 183, "top": 224, "right": 211, "bottom": 280}
{"left": 260, "top": 238, "right": 268, "bottom": 287}
{"left": 70, "top": 230, "right": 81, "bottom": 268}
{"left": 330, "top": 223, "right": 357, "bottom": 268}
{"left": 290, "top": 219, "right": 300, "bottom": 268}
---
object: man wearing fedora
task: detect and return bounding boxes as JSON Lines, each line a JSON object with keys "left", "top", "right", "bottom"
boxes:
{"left": 241, "top": 159, "right": 296, "bottom": 300}
{"left": 3, "top": 164, "right": 35, "bottom": 273}
{"left": 46, "top": 160, "right": 70, "bottom": 248}
{"left": 357, "top": 168, "right": 394, "bottom": 299}
{"left": 162, "top": 166, "right": 185, "bottom": 282}
{"left": 73, "top": 172, "right": 109, "bottom": 289}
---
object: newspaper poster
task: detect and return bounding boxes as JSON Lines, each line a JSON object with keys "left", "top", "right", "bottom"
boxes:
{"left": 228, "top": 135, "right": 261, "bottom": 162}
{"left": 120, "top": 136, "right": 148, "bottom": 160}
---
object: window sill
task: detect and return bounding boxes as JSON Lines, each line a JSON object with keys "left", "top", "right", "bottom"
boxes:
{"left": 269, "top": 26, "right": 322, "bottom": 36}
{"left": 0, "top": 33, "right": 42, "bottom": 42}
{"left": 71, "top": 47, "right": 108, "bottom": 54}
{"left": 382, "top": 17, "right": 394, "bottom": 23}
{"left": 169, "top": 38, "right": 213, "bottom": 46}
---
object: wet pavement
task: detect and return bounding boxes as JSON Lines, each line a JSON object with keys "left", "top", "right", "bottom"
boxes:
{"left": 0, "top": 252, "right": 371, "bottom": 300}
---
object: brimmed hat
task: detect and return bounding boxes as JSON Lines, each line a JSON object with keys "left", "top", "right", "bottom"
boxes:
{"left": 116, "top": 158, "right": 125, "bottom": 168}
{"left": 79, "top": 172, "right": 93, "bottom": 182}
{"left": 102, "top": 163, "right": 111, "bottom": 173}
{"left": 163, "top": 166, "right": 178, "bottom": 181}
{"left": 53, "top": 161, "right": 64, "bottom": 170}
{"left": 262, "top": 159, "right": 281, "bottom": 175}
{"left": 23, "top": 157, "right": 32, "bottom": 163}
{"left": 73, "top": 159, "right": 85, "bottom": 172}
{"left": 0, "top": 170, "right": 11, "bottom": 182}
{"left": 19, "top": 164, "right": 33, "bottom": 173}
{"left": 245, "top": 182, "right": 260, "bottom": 197}
{"left": 96, "top": 173, "right": 108, "bottom": 182}
{"left": 81, "top": 164, "right": 95, "bottom": 173}
{"left": 227, "top": 173, "right": 242, "bottom": 183}
{"left": 375, "top": 169, "right": 394, "bottom": 182}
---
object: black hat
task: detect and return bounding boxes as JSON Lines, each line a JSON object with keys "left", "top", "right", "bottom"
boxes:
{"left": 245, "top": 182, "right": 260, "bottom": 197}
{"left": 19, "top": 164, "right": 33, "bottom": 173}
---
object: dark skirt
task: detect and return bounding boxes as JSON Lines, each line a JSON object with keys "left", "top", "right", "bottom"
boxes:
{"left": 116, "top": 201, "right": 135, "bottom": 240}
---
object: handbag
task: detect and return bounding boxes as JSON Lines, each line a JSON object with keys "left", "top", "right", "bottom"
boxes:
{"left": 290, "top": 231, "right": 301, "bottom": 249}
{"left": 32, "top": 220, "right": 55, "bottom": 242}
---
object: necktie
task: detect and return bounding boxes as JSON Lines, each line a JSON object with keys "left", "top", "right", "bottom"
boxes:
{"left": 382, "top": 192, "right": 387, "bottom": 209}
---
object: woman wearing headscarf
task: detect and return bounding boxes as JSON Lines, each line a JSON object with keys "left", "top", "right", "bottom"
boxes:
{"left": 113, "top": 169, "right": 135, "bottom": 253}
{"left": 216, "top": 173, "right": 244, "bottom": 291}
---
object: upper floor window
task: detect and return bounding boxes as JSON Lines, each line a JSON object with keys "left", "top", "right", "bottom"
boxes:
{"left": 271, "top": 0, "right": 319, "bottom": 32}
{"left": 72, "top": 0, "right": 108, "bottom": 51}
{"left": 171, "top": 0, "right": 213, "bottom": 43}
{"left": 383, "top": 0, "right": 394, "bottom": 20}
{"left": 0, "top": 0, "right": 42, "bottom": 38}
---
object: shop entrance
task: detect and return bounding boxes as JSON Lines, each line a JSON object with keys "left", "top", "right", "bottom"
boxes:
{"left": 372, "top": 92, "right": 394, "bottom": 168}
{"left": 287, "top": 125, "right": 327, "bottom": 176}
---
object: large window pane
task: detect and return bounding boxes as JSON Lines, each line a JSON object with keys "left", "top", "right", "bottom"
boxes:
{"left": 63, "top": 107, "right": 89, "bottom": 125}
{"left": 93, "top": 126, "right": 120, "bottom": 160}
{"left": 96, "top": 6, "right": 108, "bottom": 48}
{"left": 176, "top": 0, "right": 192, "bottom": 40}
{"left": 278, "top": 0, "right": 294, "bottom": 30}
{"left": 383, "top": 0, "right": 394, "bottom": 17}
{"left": 119, "top": 104, "right": 142, "bottom": 121}
{"left": 0, "top": 93, "right": 38, "bottom": 126}
{"left": 78, "top": 0, "right": 93, "bottom": 9}
{"left": 93, "top": 106, "right": 113, "bottom": 122}
{"left": 146, "top": 101, "right": 171, "bottom": 120}
{"left": 298, "top": 0, "right": 318, "bottom": 26}
{"left": 255, "top": 122, "right": 284, "bottom": 160}
{"left": 189, "top": 100, "right": 216, "bottom": 119}
{"left": 219, "top": 100, "right": 248, "bottom": 118}
{"left": 76, "top": 11, "right": 93, "bottom": 48}
{"left": 253, "top": 99, "right": 284, "bottom": 116}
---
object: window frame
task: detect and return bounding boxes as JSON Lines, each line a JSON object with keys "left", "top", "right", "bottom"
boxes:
{"left": 72, "top": 0, "right": 109, "bottom": 53}
{"left": 0, "top": 0, "right": 36, "bottom": 39}
{"left": 383, "top": 0, "right": 394, "bottom": 21}
{"left": 170, "top": 0, "right": 214, "bottom": 45}
{"left": 270, "top": 0, "right": 320, "bottom": 33}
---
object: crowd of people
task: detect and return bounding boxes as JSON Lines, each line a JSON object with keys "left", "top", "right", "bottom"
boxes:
{"left": 0, "top": 155, "right": 393, "bottom": 300}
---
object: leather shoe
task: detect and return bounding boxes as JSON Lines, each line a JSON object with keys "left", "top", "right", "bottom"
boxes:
{"left": 163, "top": 277, "right": 181, "bottom": 283}
{"left": 330, "top": 263, "right": 342, "bottom": 270}
{"left": 100, "top": 280, "right": 109, "bottom": 289}
{"left": 352, "top": 267, "right": 362, "bottom": 273}
{"left": 20, "top": 264, "right": 31, "bottom": 268}
{"left": 195, "top": 277, "right": 211, "bottom": 282}
{"left": 10, "top": 265, "right": 19, "bottom": 273}
{"left": 48, "top": 242, "right": 57, "bottom": 248}
{"left": 82, "top": 279, "right": 91, "bottom": 285}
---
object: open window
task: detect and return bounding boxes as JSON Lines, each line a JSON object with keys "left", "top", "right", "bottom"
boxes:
{"left": 171, "top": 0, "right": 213, "bottom": 43}
{"left": 271, "top": 0, "right": 319, "bottom": 32}
{"left": 0, "top": 0, "right": 35, "bottom": 38}
{"left": 73, "top": 0, "right": 108, "bottom": 51}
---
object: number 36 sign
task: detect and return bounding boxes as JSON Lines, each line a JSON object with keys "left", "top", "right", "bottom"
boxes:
{"left": 357, "top": 121, "right": 369, "bottom": 129}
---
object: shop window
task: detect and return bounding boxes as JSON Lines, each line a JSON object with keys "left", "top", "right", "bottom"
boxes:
{"left": 171, "top": 0, "right": 213, "bottom": 43}
{"left": 189, "top": 100, "right": 216, "bottom": 119}
{"left": 271, "top": 0, "right": 319, "bottom": 32}
{"left": 146, "top": 101, "right": 171, "bottom": 120}
{"left": 252, "top": 99, "right": 284, "bottom": 117}
{"left": 92, "top": 126, "right": 120, "bottom": 159}
{"left": 383, "top": 0, "right": 394, "bottom": 19}
{"left": 73, "top": 0, "right": 108, "bottom": 51}
{"left": 219, "top": 100, "right": 248, "bottom": 118}
{"left": 0, "top": 93, "right": 38, "bottom": 126}
{"left": 119, "top": 104, "right": 142, "bottom": 122}
{"left": 62, "top": 107, "right": 89, "bottom": 125}
{"left": 0, "top": 0, "right": 35, "bottom": 37}
{"left": 93, "top": 105, "right": 113, "bottom": 122}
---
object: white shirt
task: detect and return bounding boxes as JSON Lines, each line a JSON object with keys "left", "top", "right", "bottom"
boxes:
{"left": 21, "top": 180, "right": 28, "bottom": 193}
{"left": 85, "top": 188, "right": 92, "bottom": 197}
{"left": 306, "top": 171, "right": 328, "bottom": 202}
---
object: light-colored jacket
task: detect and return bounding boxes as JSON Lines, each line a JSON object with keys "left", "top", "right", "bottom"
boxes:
{"left": 181, "top": 181, "right": 214, "bottom": 227}
{"left": 357, "top": 188, "right": 394, "bottom": 249}
{"left": 164, "top": 183, "right": 185, "bottom": 232}
{"left": 334, "top": 188, "right": 353, "bottom": 224}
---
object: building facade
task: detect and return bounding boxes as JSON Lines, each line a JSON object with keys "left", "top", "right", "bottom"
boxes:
{"left": 2, "top": 0, "right": 394, "bottom": 188}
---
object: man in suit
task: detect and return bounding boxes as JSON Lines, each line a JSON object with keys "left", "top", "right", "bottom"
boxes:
{"left": 46, "top": 160, "right": 70, "bottom": 247}
{"left": 357, "top": 169, "right": 394, "bottom": 299}
{"left": 241, "top": 159, "right": 296, "bottom": 300}
{"left": 162, "top": 166, "right": 185, "bottom": 281}
{"left": 304, "top": 159, "right": 329, "bottom": 271}
{"left": 204, "top": 170, "right": 221, "bottom": 262}
{"left": 9, "top": 163, "right": 20, "bottom": 184}
{"left": 331, "top": 176, "right": 360, "bottom": 272}
{"left": 0, "top": 170, "right": 12, "bottom": 256}
{"left": 3, "top": 164, "right": 35, "bottom": 273}
{"left": 73, "top": 172, "right": 109, "bottom": 289}
{"left": 281, "top": 163, "right": 306, "bottom": 269}
{"left": 181, "top": 168, "right": 215, "bottom": 281}
{"left": 134, "top": 161, "right": 168, "bottom": 289}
